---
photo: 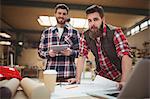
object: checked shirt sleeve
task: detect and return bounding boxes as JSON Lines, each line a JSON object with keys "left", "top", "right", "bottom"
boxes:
{"left": 70, "top": 30, "right": 80, "bottom": 58}
{"left": 79, "top": 32, "right": 89, "bottom": 59}
{"left": 113, "top": 28, "right": 132, "bottom": 59}
{"left": 38, "top": 29, "right": 50, "bottom": 59}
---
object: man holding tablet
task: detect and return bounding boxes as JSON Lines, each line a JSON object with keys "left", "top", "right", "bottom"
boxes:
{"left": 38, "top": 4, "right": 80, "bottom": 82}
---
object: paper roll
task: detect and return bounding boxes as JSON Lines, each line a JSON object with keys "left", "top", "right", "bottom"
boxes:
{"left": 20, "top": 78, "right": 50, "bottom": 99}
{"left": 0, "top": 80, "right": 8, "bottom": 87}
{"left": 0, "top": 78, "right": 20, "bottom": 99}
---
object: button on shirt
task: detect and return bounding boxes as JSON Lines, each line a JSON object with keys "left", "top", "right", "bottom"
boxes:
{"left": 79, "top": 24, "right": 132, "bottom": 80}
{"left": 38, "top": 25, "right": 80, "bottom": 79}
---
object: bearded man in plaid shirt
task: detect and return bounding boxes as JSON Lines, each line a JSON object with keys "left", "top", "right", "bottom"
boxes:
{"left": 38, "top": 4, "right": 80, "bottom": 82}
{"left": 70, "top": 5, "right": 133, "bottom": 89}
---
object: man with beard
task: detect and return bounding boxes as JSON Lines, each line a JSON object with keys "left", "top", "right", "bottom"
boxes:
{"left": 38, "top": 4, "right": 80, "bottom": 82}
{"left": 69, "top": 5, "right": 132, "bottom": 89}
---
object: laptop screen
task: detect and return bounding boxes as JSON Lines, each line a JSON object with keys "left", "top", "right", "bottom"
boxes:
{"left": 118, "top": 58, "right": 149, "bottom": 99}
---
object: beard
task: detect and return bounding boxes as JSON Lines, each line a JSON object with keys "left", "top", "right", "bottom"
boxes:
{"left": 89, "top": 24, "right": 103, "bottom": 40}
{"left": 56, "top": 17, "right": 66, "bottom": 24}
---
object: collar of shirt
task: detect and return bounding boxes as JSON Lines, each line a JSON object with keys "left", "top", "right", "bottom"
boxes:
{"left": 51, "top": 25, "right": 70, "bottom": 32}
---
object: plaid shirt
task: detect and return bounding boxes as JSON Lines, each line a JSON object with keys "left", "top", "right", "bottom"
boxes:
{"left": 38, "top": 25, "right": 80, "bottom": 79}
{"left": 80, "top": 24, "right": 132, "bottom": 80}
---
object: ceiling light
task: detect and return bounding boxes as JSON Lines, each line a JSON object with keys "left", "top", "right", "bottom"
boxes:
{"left": 70, "top": 18, "right": 89, "bottom": 28}
{"left": 126, "top": 31, "right": 131, "bottom": 36}
{"left": 0, "top": 41, "right": 11, "bottom": 45}
{"left": 49, "top": 16, "right": 57, "bottom": 26}
{"left": 18, "top": 42, "right": 23, "bottom": 46}
{"left": 37, "top": 16, "right": 88, "bottom": 28}
{"left": 134, "top": 26, "right": 140, "bottom": 33}
{"left": 37, "top": 16, "right": 51, "bottom": 26}
{"left": 140, "top": 21, "right": 148, "bottom": 31}
{"left": 131, "top": 28, "right": 135, "bottom": 35}
{"left": 0, "top": 32, "right": 11, "bottom": 38}
{"left": 148, "top": 19, "right": 150, "bottom": 25}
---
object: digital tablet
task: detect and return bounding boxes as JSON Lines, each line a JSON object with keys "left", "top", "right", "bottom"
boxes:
{"left": 50, "top": 44, "right": 69, "bottom": 52}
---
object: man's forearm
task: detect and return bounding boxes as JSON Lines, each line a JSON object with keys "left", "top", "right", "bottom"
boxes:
{"left": 76, "top": 56, "right": 86, "bottom": 82}
{"left": 121, "top": 55, "right": 132, "bottom": 82}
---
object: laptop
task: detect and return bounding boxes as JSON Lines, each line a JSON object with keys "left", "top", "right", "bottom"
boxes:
{"left": 118, "top": 58, "right": 149, "bottom": 99}
{"left": 87, "top": 58, "right": 149, "bottom": 99}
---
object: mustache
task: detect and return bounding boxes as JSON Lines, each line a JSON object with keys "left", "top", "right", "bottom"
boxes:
{"left": 89, "top": 26, "right": 103, "bottom": 40}
{"left": 91, "top": 25, "right": 98, "bottom": 29}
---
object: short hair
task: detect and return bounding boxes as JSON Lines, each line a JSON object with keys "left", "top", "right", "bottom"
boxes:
{"left": 55, "top": 4, "right": 69, "bottom": 14}
{"left": 85, "top": 5, "right": 104, "bottom": 18}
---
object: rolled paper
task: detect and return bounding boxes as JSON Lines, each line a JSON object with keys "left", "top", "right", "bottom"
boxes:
{"left": 20, "top": 78, "right": 50, "bottom": 99}
{"left": 0, "top": 78, "right": 20, "bottom": 99}
{"left": 0, "top": 80, "right": 8, "bottom": 87}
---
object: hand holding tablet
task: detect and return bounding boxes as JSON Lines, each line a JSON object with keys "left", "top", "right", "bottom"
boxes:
{"left": 50, "top": 44, "right": 69, "bottom": 52}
